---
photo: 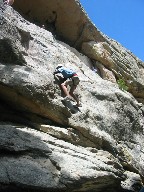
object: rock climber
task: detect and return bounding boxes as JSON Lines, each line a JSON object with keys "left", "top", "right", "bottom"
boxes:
{"left": 53, "top": 64, "right": 81, "bottom": 107}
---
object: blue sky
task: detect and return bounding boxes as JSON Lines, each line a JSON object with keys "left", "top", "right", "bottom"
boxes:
{"left": 80, "top": 0, "right": 144, "bottom": 62}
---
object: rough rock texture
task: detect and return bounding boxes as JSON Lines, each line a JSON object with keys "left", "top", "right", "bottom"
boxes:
{"left": 0, "top": 1, "right": 144, "bottom": 192}
{"left": 81, "top": 41, "right": 144, "bottom": 101}
{"left": 13, "top": 0, "right": 144, "bottom": 103}
{"left": 13, "top": 0, "right": 105, "bottom": 47}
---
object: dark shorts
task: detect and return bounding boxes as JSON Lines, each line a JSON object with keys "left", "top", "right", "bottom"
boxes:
{"left": 65, "top": 76, "right": 80, "bottom": 86}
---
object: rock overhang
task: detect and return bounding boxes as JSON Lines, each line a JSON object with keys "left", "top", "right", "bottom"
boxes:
{"left": 13, "top": 0, "right": 105, "bottom": 48}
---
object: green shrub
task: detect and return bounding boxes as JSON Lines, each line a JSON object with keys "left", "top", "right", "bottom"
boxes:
{"left": 117, "top": 79, "right": 128, "bottom": 91}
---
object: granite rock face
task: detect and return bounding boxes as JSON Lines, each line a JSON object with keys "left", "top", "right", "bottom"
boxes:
{"left": 13, "top": 0, "right": 144, "bottom": 103}
{"left": 81, "top": 41, "right": 144, "bottom": 102}
{"left": 0, "top": 1, "right": 144, "bottom": 192}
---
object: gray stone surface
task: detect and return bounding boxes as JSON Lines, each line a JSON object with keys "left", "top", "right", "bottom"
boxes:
{"left": 12, "top": 0, "right": 144, "bottom": 102}
{"left": 0, "top": 123, "right": 123, "bottom": 191}
{"left": 0, "top": 2, "right": 143, "bottom": 192}
{"left": 81, "top": 41, "right": 144, "bottom": 101}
